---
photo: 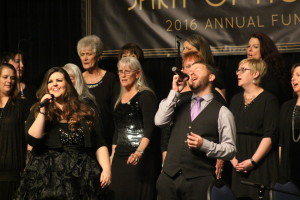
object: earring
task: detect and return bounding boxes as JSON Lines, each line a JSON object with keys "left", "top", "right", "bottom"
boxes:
{"left": 137, "top": 78, "right": 142, "bottom": 87}
{"left": 252, "top": 79, "right": 256, "bottom": 84}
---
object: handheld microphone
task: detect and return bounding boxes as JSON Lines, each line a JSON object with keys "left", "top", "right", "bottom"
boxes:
{"left": 39, "top": 94, "right": 54, "bottom": 108}
{"left": 172, "top": 67, "right": 189, "bottom": 80}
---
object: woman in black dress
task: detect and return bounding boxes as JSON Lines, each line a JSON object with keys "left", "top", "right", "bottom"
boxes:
{"left": 0, "top": 63, "right": 29, "bottom": 200}
{"left": 77, "top": 35, "right": 118, "bottom": 150}
{"left": 109, "top": 57, "right": 160, "bottom": 200}
{"left": 230, "top": 58, "right": 279, "bottom": 200}
{"left": 14, "top": 67, "right": 111, "bottom": 199}
{"left": 279, "top": 63, "right": 300, "bottom": 188}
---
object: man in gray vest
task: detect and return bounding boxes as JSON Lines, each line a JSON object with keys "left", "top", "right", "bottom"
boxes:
{"left": 155, "top": 61, "right": 236, "bottom": 200}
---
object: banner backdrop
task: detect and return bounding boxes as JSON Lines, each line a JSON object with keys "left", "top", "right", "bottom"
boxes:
{"left": 82, "top": 0, "right": 300, "bottom": 58}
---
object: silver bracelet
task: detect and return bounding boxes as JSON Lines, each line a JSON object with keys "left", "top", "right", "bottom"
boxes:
{"left": 136, "top": 149, "right": 144, "bottom": 154}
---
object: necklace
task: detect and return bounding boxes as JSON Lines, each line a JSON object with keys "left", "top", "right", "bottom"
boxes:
{"left": 292, "top": 105, "right": 300, "bottom": 142}
{"left": 243, "top": 94, "right": 256, "bottom": 109}
{"left": 243, "top": 89, "right": 263, "bottom": 106}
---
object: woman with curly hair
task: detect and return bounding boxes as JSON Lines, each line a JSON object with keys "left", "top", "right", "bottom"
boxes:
{"left": 247, "top": 32, "right": 291, "bottom": 104}
{"left": 14, "top": 67, "right": 111, "bottom": 200}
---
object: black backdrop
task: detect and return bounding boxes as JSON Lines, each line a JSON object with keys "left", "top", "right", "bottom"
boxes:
{"left": 1, "top": 0, "right": 300, "bottom": 102}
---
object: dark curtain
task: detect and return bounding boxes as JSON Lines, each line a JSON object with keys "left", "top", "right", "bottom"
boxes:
{"left": 1, "top": 0, "right": 300, "bottom": 102}
{"left": 0, "top": 0, "right": 82, "bottom": 86}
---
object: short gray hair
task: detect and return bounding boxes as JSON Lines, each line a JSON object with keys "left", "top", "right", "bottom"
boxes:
{"left": 77, "top": 35, "right": 104, "bottom": 57}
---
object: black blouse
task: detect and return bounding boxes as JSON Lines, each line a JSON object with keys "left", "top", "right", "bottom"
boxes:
{"left": 26, "top": 108, "right": 106, "bottom": 150}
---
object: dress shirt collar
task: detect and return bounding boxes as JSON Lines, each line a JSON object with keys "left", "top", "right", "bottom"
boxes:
{"left": 191, "top": 93, "right": 213, "bottom": 102}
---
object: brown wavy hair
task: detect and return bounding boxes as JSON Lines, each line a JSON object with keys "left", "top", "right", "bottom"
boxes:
{"left": 118, "top": 43, "right": 144, "bottom": 62}
{"left": 34, "top": 67, "right": 94, "bottom": 131}
{"left": 250, "top": 32, "right": 287, "bottom": 86}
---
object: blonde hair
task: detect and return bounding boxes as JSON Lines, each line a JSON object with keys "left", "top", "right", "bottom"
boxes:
{"left": 114, "top": 57, "right": 155, "bottom": 109}
{"left": 239, "top": 58, "right": 267, "bottom": 85}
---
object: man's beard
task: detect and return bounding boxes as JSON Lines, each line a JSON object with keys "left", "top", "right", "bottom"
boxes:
{"left": 189, "top": 76, "right": 209, "bottom": 93}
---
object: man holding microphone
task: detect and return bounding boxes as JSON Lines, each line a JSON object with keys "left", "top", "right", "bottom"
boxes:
{"left": 155, "top": 61, "right": 236, "bottom": 200}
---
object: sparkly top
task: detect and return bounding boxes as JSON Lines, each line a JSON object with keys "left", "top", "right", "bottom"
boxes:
{"left": 113, "top": 90, "right": 158, "bottom": 155}
{"left": 114, "top": 92, "right": 144, "bottom": 151}
{"left": 58, "top": 123, "right": 85, "bottom": 146}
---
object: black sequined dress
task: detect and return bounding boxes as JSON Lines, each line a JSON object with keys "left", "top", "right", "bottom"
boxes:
{"left": 14, "top": 110, "right": 106, "bottom": 200}
{"left": 109, "top": 90, "right": 160, "bottom": 200}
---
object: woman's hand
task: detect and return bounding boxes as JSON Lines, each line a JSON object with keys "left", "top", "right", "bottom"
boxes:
{"left": 39, "top": 94, "right": 54, "bottom": 113}
{"left": 127, "top": 152, "right": 142, "bottom": 166}
{"left": 100, "top": 169, "right": 111, "bottom": 188}
{"left": 235, "top": 159, "right": 254, "bottom": 173}
{"left": 230, "top": 157, "right": 238, "bottom": 169}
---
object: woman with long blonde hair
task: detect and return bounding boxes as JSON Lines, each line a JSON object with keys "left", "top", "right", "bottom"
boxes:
{"left": 109, "top": 57, "right": 160, "bottom": 200}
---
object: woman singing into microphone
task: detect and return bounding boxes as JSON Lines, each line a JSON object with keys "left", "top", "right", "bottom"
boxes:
{"left": 14, "top": 67, "right": 111, "bottom": 200}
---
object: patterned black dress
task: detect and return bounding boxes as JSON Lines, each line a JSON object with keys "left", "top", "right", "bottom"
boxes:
{"left": 14, "top": 110, "right": 107, "bottom": 200}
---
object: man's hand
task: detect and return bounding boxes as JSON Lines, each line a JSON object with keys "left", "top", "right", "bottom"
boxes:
{"left": 186, "top": 132, "right": 203, "bottom": 149}
{"left": 172, "top": 75, "right": 188, "bottom": 93}
{"left": 215, "top": 159, "right": 224, "bottom": 179}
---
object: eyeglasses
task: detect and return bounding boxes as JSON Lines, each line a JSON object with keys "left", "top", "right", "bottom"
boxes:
{"left": 117, "top": 70, "right": 136, "bottom": 75}
{"left": 236, "top": 68, "right": 251, "bottom": 73}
